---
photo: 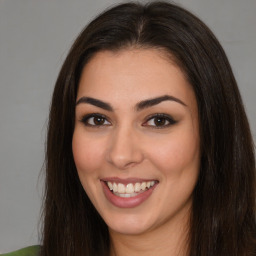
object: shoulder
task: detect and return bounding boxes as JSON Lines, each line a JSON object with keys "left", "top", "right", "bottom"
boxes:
{"left": 0, "top": 246, "right": 40, "bottom": 256}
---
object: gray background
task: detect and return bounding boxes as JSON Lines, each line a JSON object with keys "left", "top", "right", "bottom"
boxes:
{"left": 0, "top": 0, "right": 255, "bottom": 253}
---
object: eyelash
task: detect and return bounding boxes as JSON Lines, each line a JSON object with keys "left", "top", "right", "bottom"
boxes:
{"left": 143, "top": 113, "right": 177, "bottom": 128}
{"left": 80, "top": 113, "right": 177, "bottom": 128}
{"left": 80, "top": 113, "right": 111, "bottom": 127}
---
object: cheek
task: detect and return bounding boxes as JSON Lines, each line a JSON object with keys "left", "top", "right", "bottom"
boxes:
{"left": 148, "top": 127, "right": 200, "bottom": 177}
{"left": 72, "top": 130, "right": 104, "bottom": 176}
{"left": 72, "top": 130, "right": 107, "bottom": 204}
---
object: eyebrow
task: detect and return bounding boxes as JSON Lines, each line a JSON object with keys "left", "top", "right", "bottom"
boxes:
{"left": 136, "top": 95, "right": 187, "bottom": 111}
{"left": 76, "top": 97, "right": 113, "bottom": 111}
{"left": 76, "top": 95, "right": 187, "bottom": 111}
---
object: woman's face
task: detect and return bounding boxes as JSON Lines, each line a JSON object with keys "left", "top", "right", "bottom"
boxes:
{"left": 72, "top": 49, "right": 200, "bottom": 236}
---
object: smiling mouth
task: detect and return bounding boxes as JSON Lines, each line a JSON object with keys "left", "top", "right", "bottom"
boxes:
{"left": 105, "top": 181, "right": 158, "bottom": 198}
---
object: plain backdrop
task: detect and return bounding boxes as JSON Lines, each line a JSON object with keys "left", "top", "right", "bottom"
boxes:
{"left": 0, "top": 0, "right": 255, "bottom": 253}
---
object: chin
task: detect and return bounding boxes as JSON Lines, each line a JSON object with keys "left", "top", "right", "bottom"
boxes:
{"left": 103, "top": 211, "right": 157, "bottom": 236}
{"left": 108, "top": 222, "right": 151, "bottom": 236}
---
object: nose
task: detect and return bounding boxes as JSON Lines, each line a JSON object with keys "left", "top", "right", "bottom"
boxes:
{"left": 106, "top": 126, "right": 144, "bottom": 170}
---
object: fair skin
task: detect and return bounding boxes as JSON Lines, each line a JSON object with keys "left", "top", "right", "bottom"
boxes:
{"left": 72, "top": 48, "right": 200, "bottom": 256}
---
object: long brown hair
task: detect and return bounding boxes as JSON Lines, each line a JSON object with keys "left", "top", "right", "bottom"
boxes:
{"left": 41, "top": 2, "right": 256, "bottom": 255}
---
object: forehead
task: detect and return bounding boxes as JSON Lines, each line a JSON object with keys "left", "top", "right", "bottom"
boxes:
{"left": 77, "top": 49, "right": 195, "bottom": 108}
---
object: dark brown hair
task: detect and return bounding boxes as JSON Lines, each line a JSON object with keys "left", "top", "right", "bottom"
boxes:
{"left": 41, "top": 1, "right": 256, "bottom": 256}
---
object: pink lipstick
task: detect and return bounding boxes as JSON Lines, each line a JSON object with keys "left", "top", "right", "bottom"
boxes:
{"left": 101, "top": 178, "right": 158, "bottom": 208}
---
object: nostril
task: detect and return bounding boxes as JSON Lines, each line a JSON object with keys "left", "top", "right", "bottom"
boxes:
{"left": 105, "top": 128, "right": 144, "bottom": 169}
{"left": 106, "top": 148, "right": 144, "bottom": 170}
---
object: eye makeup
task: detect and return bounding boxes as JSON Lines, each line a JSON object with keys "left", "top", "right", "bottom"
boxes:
{"left": 80, "top": 113, "right": 111, "bottom": 127}
{"left": 143, "top": 113, "right": 177, "bottom": 129}
{"left": 79, "top": 112, "right": 177, "bottom": 130}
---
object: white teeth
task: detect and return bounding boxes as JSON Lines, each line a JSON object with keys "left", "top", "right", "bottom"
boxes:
{"left": 107, "top": 182, "right": 113, "bottom": 190}
{"left": 118, "top": 193, "right": 138, "bottom": 198}
{"left": 113, "top": 183, "right": 118, "bottom": 193}
{"left": 134, "top": 183, "right": 141, "bottom": 192}
{"left": 117, "top": 183, "right": 126, "bottom": 193}
{"left": 126, "top": 183, "right": 134, "bottom": 193}
{"left": 106, "top": 180, "right": 156, "bottom": 196}
{"left": 141, "top": 182, "right": 146, "bottom": 190}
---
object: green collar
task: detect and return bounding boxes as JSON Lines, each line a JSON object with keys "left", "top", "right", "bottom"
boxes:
{"left": 0, "top": 245, "right": 40, "bottom": 256}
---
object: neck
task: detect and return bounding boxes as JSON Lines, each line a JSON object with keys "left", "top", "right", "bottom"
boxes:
{"left": 109, "top": 208, "right": 191, "bottom": 256}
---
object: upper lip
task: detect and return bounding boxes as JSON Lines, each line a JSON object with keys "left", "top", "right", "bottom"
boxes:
{"left": 101, "top": 177, "right": 158, "bottom": 185}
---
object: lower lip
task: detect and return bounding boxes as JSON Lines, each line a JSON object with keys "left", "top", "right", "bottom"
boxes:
{"left": 101, "top": 181, "right": 157, "bottom": 208}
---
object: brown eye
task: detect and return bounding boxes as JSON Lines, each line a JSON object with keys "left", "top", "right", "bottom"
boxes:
{"left": 143, "top": 114, "right": 177, "bottom": 128}
{"left": 93, "top": 117, "right": 105, "bottom": 125}
{"left": 153, "top": 117, "right": 168, "bottom": 126}
{"left": 81, "top": 114, "right": 111, "bottom": 127}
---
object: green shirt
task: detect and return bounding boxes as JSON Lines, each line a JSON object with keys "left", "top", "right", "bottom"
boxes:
{"left": 0, "top": 246, "right": 40, "bottom": 256}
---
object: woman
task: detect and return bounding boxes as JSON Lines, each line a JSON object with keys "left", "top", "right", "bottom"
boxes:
{"left": 3, "top": 1, "right": 255, "bottom": 256}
